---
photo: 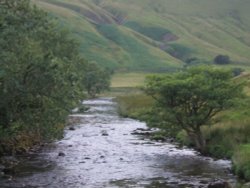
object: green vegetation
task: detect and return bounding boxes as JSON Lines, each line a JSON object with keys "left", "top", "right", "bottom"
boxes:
{"left": 214, "top": 55, "right": 231, "bottom": 65}
{"left": 124, "top": 21, "right": 173, "bottom": 42}
{"left": 34, "top": 0, "right": 250, "bottom": 72}
{"left": 143, "top": 66, "right": 243, "bottom": 153}
{"left": 0, "top": 0, "right": 110, "bottom": 156}
{"left": 116, "top": 67, "right": 250, "bottom": 182}
{"left": 233, "top": 144, "right": 250, "bottom": 181}
{"left": 111, "top": 72, "right": 148, "bottom": 88}
{"left": 82, "top": 62, "right": 111, "bottom": 98}
{"left": 116, "top": 94, "right": 153, "bottom": 118}
{"left": 2, "top": 0, "right": 250, "bottom": 183}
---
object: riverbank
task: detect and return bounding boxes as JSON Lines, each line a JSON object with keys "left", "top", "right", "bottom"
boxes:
{"left": 116, "top": 92, "right": 250, "bottom": 185}
{"left": 0, "top": 98, "right": 238, "bottom": 188}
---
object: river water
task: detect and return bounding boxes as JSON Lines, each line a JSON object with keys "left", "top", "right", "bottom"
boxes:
{"left": 0, "top": 98, "right": 237, "bottom": 188}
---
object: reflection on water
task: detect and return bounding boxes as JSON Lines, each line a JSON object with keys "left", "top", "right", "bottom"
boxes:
{"left": 0, "top": 98, "right": 237, "bottom": 188}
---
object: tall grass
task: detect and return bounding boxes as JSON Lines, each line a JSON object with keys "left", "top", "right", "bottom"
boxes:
{"left": 233, "top": 144, "right": 250, "bottom": 181}
{"left": 202, "top": 119, "right": 250, "bottom": 158}
{"left": 111, "top": 72, "right": 148, "bottom": 88}
{"left": 116, "top": 94, "right": 153, "bottom": 118}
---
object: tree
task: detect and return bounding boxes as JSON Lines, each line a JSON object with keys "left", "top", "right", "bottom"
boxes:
{"left": 0, "top": 0, "right": 86, "bottom": 153}
{"left": 144, "top": 66, "right": 243, "bottom": 153}
{"left": 82, "top": 62, "right": 111, "bottom": 98}
{"left": 214, "top": 55, "right": 231, "bottom": 65}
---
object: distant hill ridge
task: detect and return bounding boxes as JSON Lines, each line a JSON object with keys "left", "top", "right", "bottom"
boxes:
{"left": 34, "top": 0, "right": 250, "bottom": 72}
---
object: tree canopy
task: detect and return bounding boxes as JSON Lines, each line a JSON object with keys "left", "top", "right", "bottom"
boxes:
{"left": 82, "top": 62, "right": 111, "bottom": 98}
{"left": 0, "top": 0, "right": 110, "bottom": 154}
{"left": 214, "top": 55, "right": 231, "bottom": 65}
{"left": 144, "top": 66, "right": 243, "bottom": 152}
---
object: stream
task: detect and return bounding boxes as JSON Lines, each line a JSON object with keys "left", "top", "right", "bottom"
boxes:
{"left": 0, "top": 98, "right": 237, "bottom": 188}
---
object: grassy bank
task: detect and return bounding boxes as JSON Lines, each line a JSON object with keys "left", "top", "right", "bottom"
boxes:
{"left": 115, "top": 73, "right": 250, "bottom": 183}
{"left": 111, "top": 72, "right": 149, "bottom": 88}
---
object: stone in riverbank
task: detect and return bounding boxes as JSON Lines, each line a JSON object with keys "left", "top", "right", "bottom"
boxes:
{"left": 58, "top": 152, "right": 66, "bottom": 157}
{"left": 101, "top": 130, "right": 109, "bottom": 136}
{"left": 0, "top": 156, "right": 19, "bottom": 175}
{"left": 208, "top": 180, "right": 232, "bottom": 188}
{"left": 69, "top": 127, "right": 76, "bottom": 131}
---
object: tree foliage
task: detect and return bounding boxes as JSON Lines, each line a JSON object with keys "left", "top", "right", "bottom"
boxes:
{"left": 82, "top": 62, "right": 111, "bottom": 98}
{"left": 144, "top": 66, "right": 243, "bottom": 152}
{"left": 214, "top": 54, "right": 231, "bottom": 65}
{"left": 0, "top": 0, "right": 91, "bottom": 153}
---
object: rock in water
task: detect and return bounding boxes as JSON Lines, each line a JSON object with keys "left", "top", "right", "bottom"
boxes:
{"left": 58, "top": 152, "right": 66, "bottom": 157}
{"left": 0, "top": 164, "right": 5, "bottom": 172}
{"left": 208, "top": 180, "right": 232, "bottom": 188}
{"left": 242, "top": 182, "right": 250, "bottom": 188}
{"left": 101, "top": 130, "right": 109, "bottom": 136}
{"left": 69, "top": 127, "right": 75, "bottom": 131}
{"left": 2, "top": 167, "right": 15, "bottom": 175}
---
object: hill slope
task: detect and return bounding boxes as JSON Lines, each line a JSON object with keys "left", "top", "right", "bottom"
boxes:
{"left": 34, "top": 0, "right": 250, "bottom": 72}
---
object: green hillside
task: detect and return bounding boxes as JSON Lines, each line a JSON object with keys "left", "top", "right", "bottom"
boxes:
{"left": 34, "top": 0, "right": 250, "bottom": 72}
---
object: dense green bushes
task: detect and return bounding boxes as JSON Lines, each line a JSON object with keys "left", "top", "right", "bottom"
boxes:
{"left": 233, "top": 144, "right": 250, "bottom": 181}
{"left": 0, "top": 0, "right": 82, "bottom": 154}
{"left": 82, "top": 62, "right": 111, "bottom": 98}
{"left": 0, "top": 0, "right": 110, "bottom": 155}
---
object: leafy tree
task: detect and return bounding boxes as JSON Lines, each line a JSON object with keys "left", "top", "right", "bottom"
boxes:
{"left": 82, "top": 62, "right": 111, "bottom": 98}
{"left": 144, "top": 66, "right": 243, "bottom": 153}
{"left": 231, "top": 67, "right": 244, "bottom": 77}
{"left": 214, "top": 55, "right": 231, "bottom": 65}
{"left": 0, "top": 0, "right": 86, "bottom": 153}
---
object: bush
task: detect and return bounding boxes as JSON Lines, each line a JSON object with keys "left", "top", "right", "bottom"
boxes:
{"left": 214, "top": 55, "right": 231, "bottom": 65}
{"left": 232, "top": 67, "right": 244, "bottom": 77}
{"left": 165, "top": 43, "right": 193, "bottom": 60}
{"left": 233, "top": 144, "right": 250, "bottom": 181}
{"left": 176, "top": 130, "right": 193, "bottom": 147}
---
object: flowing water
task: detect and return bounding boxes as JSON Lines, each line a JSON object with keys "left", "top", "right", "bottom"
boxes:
{"left": 0, "top": 98, "right": 237, "bottom": 188}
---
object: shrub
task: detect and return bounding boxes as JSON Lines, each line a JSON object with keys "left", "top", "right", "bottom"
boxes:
{"left": 232, "top": 67, "right": 244, "bottom": 77}
{"left": 214, "top": 55, "right": 231, "bottom": 65}
{"left": 165, "top": 43, "right": 193, "bottom": 61}
{"left": 233, "top": 144, "right": 250, "bottom": 181}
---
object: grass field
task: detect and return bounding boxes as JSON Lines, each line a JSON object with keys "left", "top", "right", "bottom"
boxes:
{"left": 111, "top": 72, "right": 148, "bottom": 88}
{"left": 34, "top": 0, "right": 250, "bottom": 72}
{"left": 101, "top": 72, "right": 149, "bottom": 97}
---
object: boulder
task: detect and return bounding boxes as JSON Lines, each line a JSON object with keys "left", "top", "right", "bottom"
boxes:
{"left": 69, "top": 127, "right": 75, "bottom": 131}
{"left": 101, "top": 130, "right": 109, "bottom": 136}
{"left": 0, "top": 156, "right": 19, "bottom": 175}
{"left": 2, "top": 167, "right": 16, "bottom": 175}
{"left": 242, "top": 182, "right": 250, "bottom": 188}
{"left": 0, "top": 164, "right": 5, "bottom": 171}
{"left": 208, "top": 180, "right": 232, "bottom": 188}
{"left": 131, "top": 131, "right": 151, "bottom": 136}
{"left": 58, "top": 152, "right": 66, "bottom": 157}
{"left": 135, "top": 128, "right": 151, "bottom": 131}
{"left": 0, "top": 156, "right": 19, "bottom": 166}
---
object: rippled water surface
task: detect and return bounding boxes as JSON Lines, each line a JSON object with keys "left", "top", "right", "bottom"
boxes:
{"left": 0, "top": 98, "right": 237, "bottom": 188}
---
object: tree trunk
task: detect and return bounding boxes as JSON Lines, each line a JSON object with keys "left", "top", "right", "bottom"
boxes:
{"left": 187, "top": 129, "right": 206, "bottom": 154}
